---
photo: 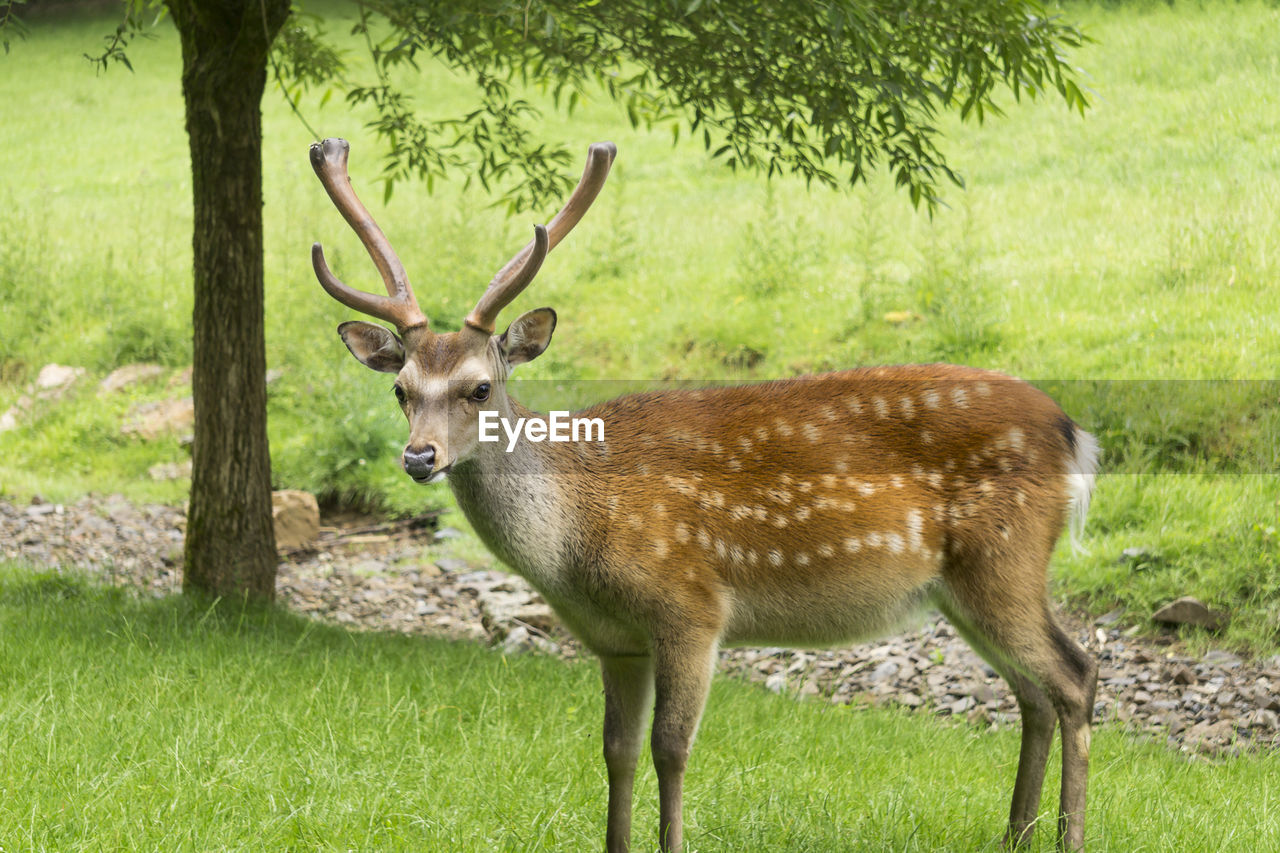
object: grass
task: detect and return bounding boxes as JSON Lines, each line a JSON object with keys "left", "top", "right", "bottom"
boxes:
{"left": 0, "top": 1, "right": 1279, "bottom": 650}
{"left": 2, "top": 566, "right": 1279, "bottom": 852}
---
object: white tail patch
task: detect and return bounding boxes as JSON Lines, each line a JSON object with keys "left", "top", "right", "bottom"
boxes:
{"left": 1065, "top": 427, "right": 1100, "bottom": 552}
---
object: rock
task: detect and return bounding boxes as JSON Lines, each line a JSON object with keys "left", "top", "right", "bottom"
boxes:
{"left": 1153, "top": 597, "right": 1227, "bottom": 632}
{"left": 99, "top": 364, "right": 165, "bottom": 394}
{"left": 1095, "top": 608, "right": 1125, "bottom": 626}
{"left": 764, "top": 673, "right": 787, "bottom": 694}
{"left": 148, "top": 460, "right": 192, "bottom": 481}
{"left": 434, "top": 557, "right": 469, "bottom": 573}
{"left": 434, "top": 526, "right": 464, "bottom": 541}
{"left": 122, "top": 398, "right": 195, "bottom": 440}
{"left": 1202, "top": 649, "right": 1242, "bottom": 668}
{"left": 0, "top": 408, "right": 19, "bottom": 433}
{"left": 1171, "top": 665, "right": 1197, "bottom": 685}
{"left": 35, "top": 363, "right": 85, "bottom": 392}
{"left": 968, "top": 682, "right": 998, "bottom": 704}
{"left": 272, "top": 490, "right": 320, "bottom": 550}
{"left": 868, "top": 661, "right": 899, "bottom": 683}
{"left": 896, "top": 692, "right": 924, "bottom": 708}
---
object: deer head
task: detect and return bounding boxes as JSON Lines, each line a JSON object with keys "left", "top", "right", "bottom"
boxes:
{"left": 309, "top": 138, "right": 615, "bottom": 483}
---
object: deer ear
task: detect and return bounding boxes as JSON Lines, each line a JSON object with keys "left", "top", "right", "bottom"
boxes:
{"left": 337, "top": 321, "right": 405, "bottom": 373}
{"left": 499, "top": 308, "right": 557, "bottom": 366}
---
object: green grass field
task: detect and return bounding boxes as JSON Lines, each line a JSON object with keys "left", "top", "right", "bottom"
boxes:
{"left": 0, "top": 1, "right": 1278, "bottom": 633}
{"left": 2, "top": 566, "right": 1278, "bottom": 852}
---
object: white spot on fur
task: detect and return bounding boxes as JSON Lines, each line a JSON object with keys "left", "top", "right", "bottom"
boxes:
{"left": 729, "top": 505, "right": 752, "bottom": 521}
{"left": 844, "top": 395, "right": 864, "bottom": 414}
{"left": 802, "top": 423, "right": 821, "bottom": 442}
{"left": 865, "top": 532, "right": 884, "bottom": 548}
{"left": 796, "top": 551, "right": 811, "bottom": 566}
{"left": 873, "top": 397, "right": 890, "bottom": 419}
{"left": 674, "top": 523, "right": 691, "bottom": 544}
{"left": 834, "top": 458, "right": 849, "bottom": 474}
{"left": 821, "top": 405, "right": 839, "bottom": 422}
{"left": 920, "top": 430, "right": 934, "bottom": 445}
{"left": 951, "top": 386, "right": 969, "bottom": 408}
{"left": 768, "top": 548, "right": 784, "bottom": 567}
{"left": 715, "top": 538, "right": 727, "bottom": 559}
{"left": 906, "top": 509, "right": 924, "bottom": 552}
{"left": 697, "top": 529, "right": 711, "bottom": 549}
{"left": 976, "top": 382, "right": 992, "bottom": 397}
{"left": 738, "top": 436, "right": 754, "bottom": 453}
{"left": 774, "top": 419, "right": 794, "bottom": 437}
{"left": 886, "top": 533, "right": 905, "bottom": 554}
{"left": 795, "top": 506, "right": 812, "bottom": 522}
{"left": 766, "top": 488, "right": 793, "bottom": 505}
{"left": 654, "top": 538, "right": 669, "bottom": 558}
{"left": 1007, "top": 428, "right": 1025, "bottom": 452}
{"left": 899, "top": 398, "right": 916, "bottom": 419}
{"left": 771, "top": 514, "right": 789, "bottom": 528}
{"left": 844, "top": 536, "right": 862, "bottom": 553}
{"left": 922, "top": 389, "right": 941, "bottom": 410}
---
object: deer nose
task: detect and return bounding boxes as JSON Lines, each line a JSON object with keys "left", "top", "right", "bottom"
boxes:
{"left": 402, "top": 445, "right": 437, "bottom": 480}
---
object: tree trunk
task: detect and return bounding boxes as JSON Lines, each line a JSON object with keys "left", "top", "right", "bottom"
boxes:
{"left": 167, "top": 0, "right": 291, "bottom": 601}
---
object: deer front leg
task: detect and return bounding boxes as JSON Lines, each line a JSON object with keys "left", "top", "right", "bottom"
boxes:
{"left": 601, "top": 654, "right": 655, "bottom": 853}
{"left": 650, "top": 634, "right": 718, "bottom": 853}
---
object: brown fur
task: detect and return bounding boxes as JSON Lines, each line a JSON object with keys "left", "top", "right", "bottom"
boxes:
{"left": 312, "top": 140, "right": 1098, "bottom": 852}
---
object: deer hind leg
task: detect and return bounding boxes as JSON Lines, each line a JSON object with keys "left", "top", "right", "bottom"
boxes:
{"left": 601, "top": 654, "right": 655, "bottom": 853}
{"left": 649, "top": 632, "right": 718, "bottom": 853}
{"left": 936, "top": 559, "right": 1097, "bottom": 852}
{"left": 936, "top": 599, "right": 1058, "bottom": 848}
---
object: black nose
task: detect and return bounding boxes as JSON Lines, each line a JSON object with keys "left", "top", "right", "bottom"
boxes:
{"left": 403, "top": 445, "right": 436, "bottom": 479}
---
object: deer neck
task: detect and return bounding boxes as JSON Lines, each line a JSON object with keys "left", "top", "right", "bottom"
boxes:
{"left": 447, "top": 398, "right": 577, "bottom": 592}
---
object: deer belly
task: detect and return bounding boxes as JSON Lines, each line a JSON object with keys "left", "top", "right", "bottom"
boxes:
{"left": 721, "top": 557, "right": 941, "bottom": 647}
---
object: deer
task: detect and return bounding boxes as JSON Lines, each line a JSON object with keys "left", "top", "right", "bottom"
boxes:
{"left": 307, "top": 137, "right": 1100, "bottom": 852}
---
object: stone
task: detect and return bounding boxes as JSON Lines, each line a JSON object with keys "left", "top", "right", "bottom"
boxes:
{"left": 122, "top": 398, "right": 195, "bottom": 440}
{"left": 764, "top": 673, "right": 787, "bottom": 694}
{"left": 1153, "top": 597, "right": 1227, "bottom": 632}
{"left": 0, "top": 408, "right": 19, "bottom": 433}
{"left": 148, "top": 460, "right": 192, "bottom": 481}
{"left": 868, "top": 660, "right": 899, "bottom": 683}
{"left": 272, "top": 490, "right": 320, "bottom": 551}
{"left": 1202, "top": 649, "right": 1242, "bottom": 668}
{"left": 1171, "top": 665, "right": 1197, "bottom": 685}
{"left": 35, "top": 363, "right": 85, "bottom": 392}
{"left": 434, "top": 557, "right": 469, "bottom": 573}
{"left": 99, "top": 364, "right": 165, "bottom": 394}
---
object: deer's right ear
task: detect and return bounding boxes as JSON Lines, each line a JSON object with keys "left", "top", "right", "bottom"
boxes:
{"left": 337, "top": 321, "right": 405, "bottom": 373}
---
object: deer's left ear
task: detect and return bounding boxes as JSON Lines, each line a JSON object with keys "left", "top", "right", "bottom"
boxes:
{"left": 499, "top": 307, "right": 557, "bottom": 366}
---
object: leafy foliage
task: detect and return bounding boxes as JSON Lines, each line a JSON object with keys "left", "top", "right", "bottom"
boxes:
{"left": 1, "top": 0, "right": 1090, "bottom": 211}
{"left": 348, "top": 0, "right": 1091, "bottom": 210}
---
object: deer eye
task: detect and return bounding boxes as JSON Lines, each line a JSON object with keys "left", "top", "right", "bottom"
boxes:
{"left": 472, "top": 383, "right": 491, "bottom": 402}
{"left": 393, "top": 384, "right": 406, "bottom": 404}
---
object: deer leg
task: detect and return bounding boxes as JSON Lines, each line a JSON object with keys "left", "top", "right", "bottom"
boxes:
{"left": 938, "top": 573, "right": 1097, "bottom": 852}
{"left": 937, "top": 600, "right": 1057, "bottom": 848}
{"left": 650, "top": 634, "right": 717, "bottom": 853}
{"left": 601, "top": 654, "right": 655, "bottom": 853}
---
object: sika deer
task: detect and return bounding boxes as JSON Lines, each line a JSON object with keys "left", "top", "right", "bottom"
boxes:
{"left": 308, "top": 138, "right": 1099, "bottom": 851}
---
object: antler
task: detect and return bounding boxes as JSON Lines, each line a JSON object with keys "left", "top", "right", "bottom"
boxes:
{"left": 465, "top": 142, "right": 617, "bottom": 334}
{"left": 310, "top": 138, "right": 428, "bottom": 332}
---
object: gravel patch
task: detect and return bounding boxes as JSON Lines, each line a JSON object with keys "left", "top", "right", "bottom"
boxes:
{"left": 4, "top": 494, "right": 1278, "bottom": 756}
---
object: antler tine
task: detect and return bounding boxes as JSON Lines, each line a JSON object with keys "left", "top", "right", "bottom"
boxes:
{"left": 464, "top": 142, "right": 617, "bottom": 334}
{"left": 310, "top": 138, "right": 427, "bottom": 332}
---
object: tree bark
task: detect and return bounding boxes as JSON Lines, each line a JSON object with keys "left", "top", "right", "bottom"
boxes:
{"left": 167, "top": 0, "right": 291, "bottom": 601}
